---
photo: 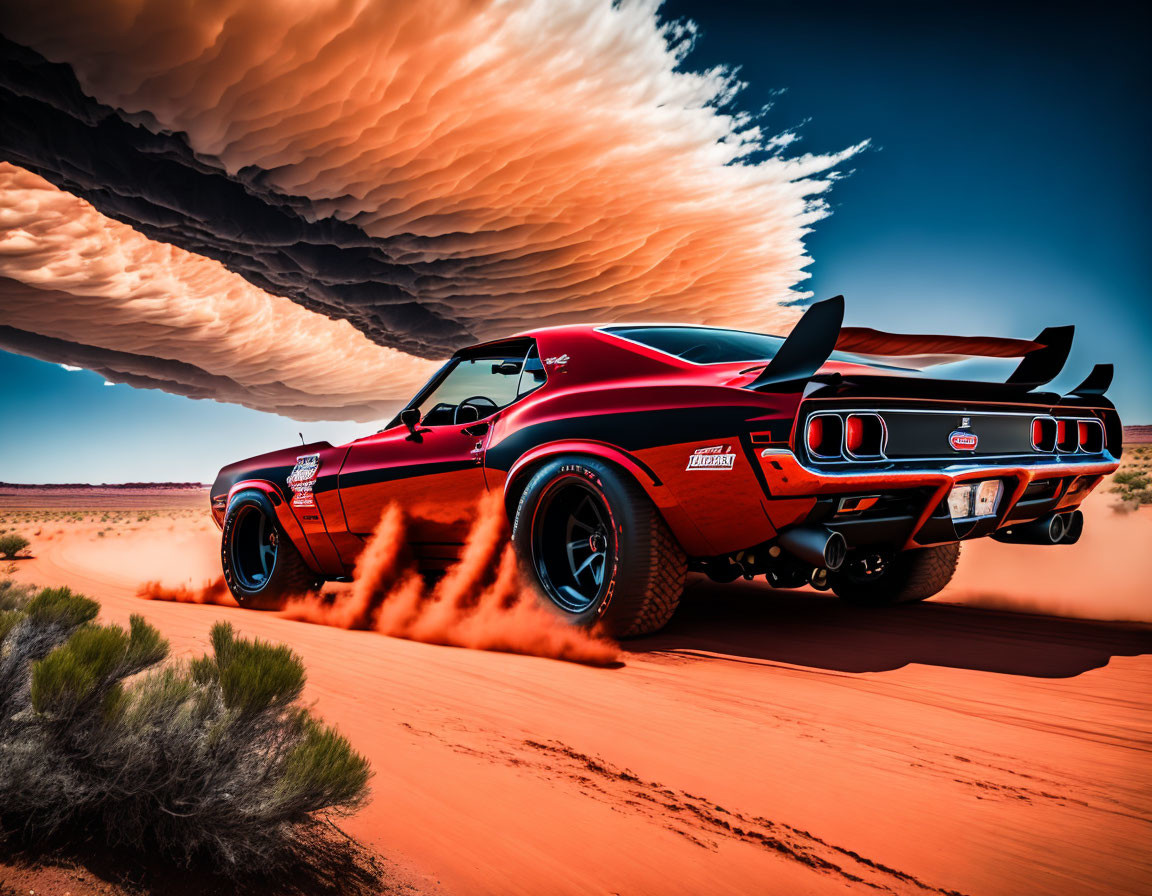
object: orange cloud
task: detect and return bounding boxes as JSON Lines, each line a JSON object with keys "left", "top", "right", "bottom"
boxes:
{"left": 0, "top": 0, "right": 864, "bottom": 415}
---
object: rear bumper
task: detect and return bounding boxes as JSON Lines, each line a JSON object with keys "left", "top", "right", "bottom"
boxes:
{"left": 755, "top": 449, "right": 1117, "bottom": 551}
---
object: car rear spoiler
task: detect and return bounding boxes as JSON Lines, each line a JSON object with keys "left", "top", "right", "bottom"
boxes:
{"left": 746, "top": 296, "right": 1105, "bottom": 401}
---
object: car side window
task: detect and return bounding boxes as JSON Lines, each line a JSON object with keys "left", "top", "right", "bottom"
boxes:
{"left": 517, "top": 345, "right": 547, "bottom": 397}
{"left": 414, "top": 344, "right": 545, "bottom": 427}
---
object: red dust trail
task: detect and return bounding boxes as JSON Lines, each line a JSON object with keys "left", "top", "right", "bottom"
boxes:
{"left": 284, "top": 494, "right": 620, "bottom": 667}
{"left": 138, "top": 576, "right": 237, "bottom": 607}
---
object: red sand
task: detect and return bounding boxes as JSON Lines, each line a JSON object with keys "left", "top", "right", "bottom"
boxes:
{"left": 6, "top": 493, "right": 1151, "bottom": 895}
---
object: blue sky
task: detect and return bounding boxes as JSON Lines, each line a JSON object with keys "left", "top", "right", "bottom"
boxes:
{"left": 2, "top": 0, "right": 1148, "bottom": 483}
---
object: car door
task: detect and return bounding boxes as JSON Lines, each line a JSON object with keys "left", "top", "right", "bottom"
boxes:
{"left": 335, "top": 341, "right": 543, "bottom": 571}
{"left": 337, "top": 422, "right": 488, "bottom": 570}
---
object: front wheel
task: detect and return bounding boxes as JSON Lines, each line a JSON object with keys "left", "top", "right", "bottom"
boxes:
{"left": 829, "top": 543, "right": 961, "bottom": 606}
{"left": 511, "top": 457, "right": 686, "bottom": 637}
{"left": 221, "top": 490, "right": 319, "bottom": 609}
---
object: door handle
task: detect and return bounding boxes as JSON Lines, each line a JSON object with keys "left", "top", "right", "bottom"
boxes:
{"left": 462, "top": 421, "right": 490, "bottom": 436}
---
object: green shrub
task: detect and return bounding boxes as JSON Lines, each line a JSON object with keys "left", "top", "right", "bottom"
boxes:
{"left": 0, "top": 533, "right": 30, "bottom": 559}
{"left": 0, "top": 586, "right": 371, "bottom": 876}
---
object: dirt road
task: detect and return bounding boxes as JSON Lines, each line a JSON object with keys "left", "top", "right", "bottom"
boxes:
{"left": 5, "top": 499, "right": 1151, "bottom": 896}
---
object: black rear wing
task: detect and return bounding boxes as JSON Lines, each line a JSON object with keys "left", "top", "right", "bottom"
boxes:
{"left": 746, "top": 295, "right": 1110, "bottom": 403}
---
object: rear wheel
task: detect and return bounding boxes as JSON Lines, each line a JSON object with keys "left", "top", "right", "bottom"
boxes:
{"left": 512, "top": 457, "right": 686, "bottom": 637}
{"left": 221, "top": 490, "right": 318, "bottom": 609}
{"left": 829, "top": 543, "right": 961, "bottom": 606}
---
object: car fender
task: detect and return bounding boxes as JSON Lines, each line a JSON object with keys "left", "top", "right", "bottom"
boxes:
{"left": 225, "top": 479, "right": 323, "bottom": 574}
{"left": 500, "top": 440, "right": 713, "bottom": 556}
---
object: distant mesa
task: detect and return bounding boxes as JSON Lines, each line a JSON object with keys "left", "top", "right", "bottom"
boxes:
{"left": 0, "top": 481, "right": 208, "bottom": 490}
{"left": 1123, "top": 425, "right": 1152, "bottom": 445}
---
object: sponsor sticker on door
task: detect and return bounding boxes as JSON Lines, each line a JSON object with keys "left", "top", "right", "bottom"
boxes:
{"left": 287, "top": 454, "right": 320, "bottom": 507}
{"left": 686, "top": 445, "right": 735, "bottom": 470}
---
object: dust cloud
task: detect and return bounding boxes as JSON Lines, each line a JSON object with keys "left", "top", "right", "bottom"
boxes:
{"left": 943, "top": 493, "right": 1152, "bottom": 624}
{"left": 138, "top": 576, "right": 237, "bottom": 607}
{"left": 284, "top": 494, "right": 620, "bottom": 666}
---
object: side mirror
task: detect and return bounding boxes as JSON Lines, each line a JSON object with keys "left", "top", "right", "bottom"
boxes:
{"left": 400, "top": 407, "right": 421, "bottom": 436}
{"left": 492, "top": 361, "right": 522, "bottom": 376}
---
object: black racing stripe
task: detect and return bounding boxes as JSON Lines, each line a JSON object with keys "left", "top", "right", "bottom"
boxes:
{"left": 485, "top": 406, "right": 768, "bottom": 476}
{"left": 338, "top": 459, "right": 479, "bottom": 489}
{"left": 738, "top": 432, "right": 774, "bottom": 497}
{"left": 314, "top": 472, "right": 340, "bottom": 495}
{"left": 211, "top": 465, "right": 292, "bottom": 502}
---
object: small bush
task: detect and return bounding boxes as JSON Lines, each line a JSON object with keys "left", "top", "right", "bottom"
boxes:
{"left": 1111, "top": 469, "right": 1152, "bottom": 506}
{"left": 0, "top": 584, "right": 371, "bottom": 876}
{"left": 0, "top": 533, "right": 29, "bottom": 559}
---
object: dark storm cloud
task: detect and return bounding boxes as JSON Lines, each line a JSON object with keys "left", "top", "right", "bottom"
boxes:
{"left": 0, "top": 37, "right": 472, "bottom": 358}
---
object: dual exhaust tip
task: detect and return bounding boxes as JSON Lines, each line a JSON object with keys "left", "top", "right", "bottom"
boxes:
{"left": 992, "top": 510, "right": 1083, "bottom": 546}
{"left": 776, "top": 509, "right": 1084, "bottom": 569}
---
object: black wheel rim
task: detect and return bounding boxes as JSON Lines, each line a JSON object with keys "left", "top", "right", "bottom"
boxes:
{"left": 531, "top": 479, "right": 615, "bottom": 613}
{"left": 231, "top": 504, "right": 278, "bottom": 591}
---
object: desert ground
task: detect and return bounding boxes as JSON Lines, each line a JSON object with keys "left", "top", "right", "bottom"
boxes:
{"left": 1, "top": 480, "right": 1150, "bottom": 896}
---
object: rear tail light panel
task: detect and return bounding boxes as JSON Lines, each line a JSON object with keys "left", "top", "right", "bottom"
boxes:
{"left": 1050, "top": 416, "right": 1104, "bottom": 455}
{"left": 803, "top": 412, "right": 887, "bottom": 461}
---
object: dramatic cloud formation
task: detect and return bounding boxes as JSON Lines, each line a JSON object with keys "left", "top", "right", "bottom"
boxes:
{"left": 0, "top": 0, "right": 864, "bottom": 417}
{"left": 0, "top": 163, "right": 436, "bottom": 420}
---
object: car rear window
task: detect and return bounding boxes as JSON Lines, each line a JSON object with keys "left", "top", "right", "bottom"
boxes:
{"left": 604, "top": 326, "right": 787, "bottom": 365}
{"left": 603, "top": 324, "right": 901, "bottom": 369}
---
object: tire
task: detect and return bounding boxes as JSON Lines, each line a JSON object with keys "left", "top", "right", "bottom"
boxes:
{"left": 221, "top": 489, "right": 319, "bottom": 609}
{"left": 829, "top": 543, "right": 961, "bottom": 606}
{"left": 511, "top": 456, "right": 687, "bottom": 637}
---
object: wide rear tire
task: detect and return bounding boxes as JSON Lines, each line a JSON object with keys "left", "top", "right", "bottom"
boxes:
{"left": 221, "top": 489, "right": 318, "bottom": 609}
{"left": 512, "top": 456, "right": 686, "bottom": 637}
{"left": 829, "top": 543, "right": 961, "bottom": 606}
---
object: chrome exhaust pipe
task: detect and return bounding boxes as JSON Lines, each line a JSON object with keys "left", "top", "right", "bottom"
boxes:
{"left": 777, "top": 526, "right": 847, "bottom": 571}
{"left": 1060, "top": 510, "right": 1084, "bottom": 545}
{"left": 992, "top": 513, "right": 1066, "bottom": 545}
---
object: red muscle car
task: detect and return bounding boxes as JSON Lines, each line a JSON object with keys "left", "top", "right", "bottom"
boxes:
{"left": 211, "top": 296, "right": 1122, "bottom": 636}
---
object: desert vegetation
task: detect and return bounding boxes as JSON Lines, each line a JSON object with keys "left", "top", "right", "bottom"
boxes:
{"left": 0, "top": 580, "right": 373, "bottom": 879}
{"left": 1111, "top": 446, "right": 1152, "bottom": 510}
{"left": 0, "top": 533, "right": 30, "bottom": 559}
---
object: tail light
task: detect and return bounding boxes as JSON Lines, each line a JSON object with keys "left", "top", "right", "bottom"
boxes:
{"left": 844, "top": 413, "right": 886, "bottom": 458}
{"left": 806, "top": 414, "right": 842, "bottom": 458}
{"left": 807, "top": 417, "right": 824, "bottom": 453}
{"left": 1056, "top": 419, "right": 1077, "bottom": 452}
{"left": 1077, "top": 419, "right": 1104, "bottom": 453}
{"left": 845, "top": 415, "right": 864, "bottom": 453}
{"left": 1030, "top": 416, "right": 1057, "bottom": 452}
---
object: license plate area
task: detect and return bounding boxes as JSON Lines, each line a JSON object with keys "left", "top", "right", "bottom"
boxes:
{"left": 947, "top": 479, "right": 1003, "bottom": 521}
